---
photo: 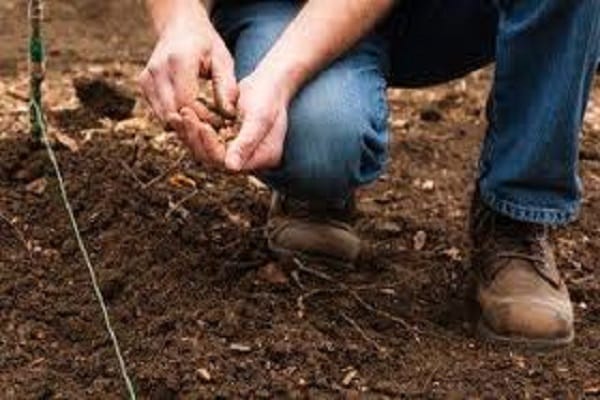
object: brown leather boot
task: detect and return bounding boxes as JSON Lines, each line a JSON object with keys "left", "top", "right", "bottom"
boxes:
{"left": 470, "top": 192, "right": 574, "bottom": 347}
{"left": 267, "top": 192, "right": 361, "bottom": 268}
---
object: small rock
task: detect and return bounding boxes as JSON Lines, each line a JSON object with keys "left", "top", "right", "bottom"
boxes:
{"left": 257, "top": 262, "right": 288, "bottom": 285}
{"left": 413, "top": 230, "right": 427, "bottom": 251}
{"left": 378, "top": 221, "right": 402, "bottom": 234}
{"left": 421, "top": 180, "right": 435, "bottom": 191}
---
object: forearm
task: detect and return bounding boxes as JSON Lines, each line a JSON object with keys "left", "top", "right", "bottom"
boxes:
{"left": 146, "top": 0, "right": 214, "bottom": 35}
{"left": 253, "top": 0, "right": 394, "bottom": 101}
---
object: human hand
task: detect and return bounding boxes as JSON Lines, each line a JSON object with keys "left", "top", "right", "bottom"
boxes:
{"left": 138, "top": 10, "right": 238, "bottom": 135}
{"left": 223, "top": 74, "right": 290, "bottom": 172}
{"left": 177, "top": 71, "right": 290, "bottom": 171}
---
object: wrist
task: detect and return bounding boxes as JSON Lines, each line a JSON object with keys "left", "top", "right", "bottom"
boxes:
{"left": 252, "top": 56, "right": 310, "bottom": 104}
{"left": 151, "top": 0, "right": 211, "bottom": 36}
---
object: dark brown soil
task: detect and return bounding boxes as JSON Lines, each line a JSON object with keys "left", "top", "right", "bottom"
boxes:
{"left": 1, "top": 1, "right": 599, "bottom": 399}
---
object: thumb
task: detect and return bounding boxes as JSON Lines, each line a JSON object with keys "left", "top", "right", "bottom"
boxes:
{"left": 225, "top": 114, "right": 272, "bottom": 171}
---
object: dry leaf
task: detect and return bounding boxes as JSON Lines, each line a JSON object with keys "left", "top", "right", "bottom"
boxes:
{"left": 114, "top": 117, "right": 150, "bottom": 134}
{"left": 54, "top": 131, "right": 80, "bottom": 153}
{"left": 168, "top": 173, "right": 197, "bottom": 188}
{"left": 26, "top": 178, "right": 47, "bottom": 195}
{"left": 442, "top": 247, "right": 462, "bottom": 261}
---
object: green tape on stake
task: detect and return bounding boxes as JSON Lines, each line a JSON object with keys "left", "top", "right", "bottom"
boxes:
{"left": 30, "top": 36, "right": 45, "bottom": 63}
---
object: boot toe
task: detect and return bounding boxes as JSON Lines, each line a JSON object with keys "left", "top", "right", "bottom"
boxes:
{"left": 479, "top": 298, "right": 574, "bottom": 345}
{"left": 268, "top": 218, "right": 361, "bottom": 265}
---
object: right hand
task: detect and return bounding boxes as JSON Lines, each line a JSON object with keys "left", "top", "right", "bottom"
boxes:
{"left": 138, "top": 10, "right": 238, "bottom": 163}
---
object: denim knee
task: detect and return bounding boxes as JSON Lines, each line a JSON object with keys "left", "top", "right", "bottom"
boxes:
{"left": 261, "top": 74, "right": 388, "bottom": 202}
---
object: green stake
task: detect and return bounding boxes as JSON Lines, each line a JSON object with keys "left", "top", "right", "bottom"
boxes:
{"left": 29, "top": 0, "right": 45, "bottom": 140}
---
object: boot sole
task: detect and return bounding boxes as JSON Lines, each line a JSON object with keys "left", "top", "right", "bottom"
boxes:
{"left": 477, "top": 319, "right": 574, "bottom": 350}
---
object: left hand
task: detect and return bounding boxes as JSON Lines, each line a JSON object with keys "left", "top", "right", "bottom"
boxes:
{"left": 181, "top": 72, "right": 291, "bottom": 171}
{"left": 224, "top": 74, "right": 290, "bottom": 172}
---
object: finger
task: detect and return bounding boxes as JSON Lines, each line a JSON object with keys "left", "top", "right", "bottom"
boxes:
{"left": 240, "top": 114, "right": 286, "bottom": 171}
{"left": 168, "top": 54, "right": 199, "bottom": 110}
{"left": 149, "top": 67, "right": 178, "bottom": 122}
{"left": 211, "top": 47, "right": 239, "bottom": 118}
{"left": 240, "top": 142, "right": 281, "bottom": 171}
{"left": 138, "top": 69, "right": 166, "bottom": 122}
{"left": 166, "top": 112, "right": 185, "bottom": 138}
{"left": 188, "top": 100, "right": 226, "bottom": 129}
{"left": 182, "top": 106, "right": 226, "bottom": 164}
{"left": 225, "top": 113, "right": 273, "bottom": 171}
{"left": 181, "top": 108, "right": 210, "bottom": 163}
{"left": 181, "top": 107, "right": 226, "bottom": 165}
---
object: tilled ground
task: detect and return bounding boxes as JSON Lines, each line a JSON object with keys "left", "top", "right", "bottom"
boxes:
{"left": 1, "top": 1, "right": 599, "bottom": 399}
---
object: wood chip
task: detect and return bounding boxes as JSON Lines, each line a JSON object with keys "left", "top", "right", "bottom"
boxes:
{"left": 54, "top": 131, "right": 80, "bottom": 153}
{"left": 168, "top": 173, "right": 197, "bottom": 189}
{"left": 248, "top": 176, "right": 268, "bottom": 191}
{"left": 585, "top": 385, "right": 600, "bottom": 395}
{"left": 342, "top": 369, "right": 358, "bottom": 386}
{"left": 230, "top": 343, "right": 252, "bottom": 353}
{"left": 197, "top": 368, "right": 212, "bottom": 382}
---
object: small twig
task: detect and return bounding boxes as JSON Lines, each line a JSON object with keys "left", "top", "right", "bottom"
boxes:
{"left": 6, "top": 88, "right": 29, "bottom": 102}
{"left": 119, "top": 160, "right": 145, "bottom": 187}
{"left": 297, "top": 288, "right": 340, "bottom": 318}
{"left": 121, "top": 154, "right": 186, "bottom": 190}
{"left": 340, "top": 311, "right": 387, "bottom": 354}
{"left": 142, "top": 154, "right": 185, "bottom": 189}
{"left": 293, "top": 258, "right": 415, "bottom": 334}
{"left": 0, "top": 212, "right": 32, "bottom": 258}
{"left": 290, "top": 270, "right": 305, "bottom": 291}
{"left": 165, "top": 188, "right": 200, "bottom": 219}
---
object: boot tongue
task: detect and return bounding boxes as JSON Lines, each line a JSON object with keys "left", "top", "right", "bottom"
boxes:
{"left": 494, "top": 216, "right": 562, "bottom": 288}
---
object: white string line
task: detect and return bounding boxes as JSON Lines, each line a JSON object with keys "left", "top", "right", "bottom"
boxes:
{"left": 31, "top": 102, "right": 137, "bottom": 399}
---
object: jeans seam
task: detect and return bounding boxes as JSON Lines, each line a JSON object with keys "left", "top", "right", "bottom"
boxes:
{"left": 479, "top": 187, "right": 580, "bottom": 225}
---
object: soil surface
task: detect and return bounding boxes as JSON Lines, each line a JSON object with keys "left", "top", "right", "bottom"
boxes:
{"left": 1, "top": 1, "right": 600, "bottom": 399}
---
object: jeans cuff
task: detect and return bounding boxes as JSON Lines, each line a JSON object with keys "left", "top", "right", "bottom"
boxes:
{"left": 479, "top": 188, "right": 580, "bottom": 226}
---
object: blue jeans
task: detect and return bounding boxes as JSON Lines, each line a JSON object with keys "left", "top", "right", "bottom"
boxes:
{"left": 213, "top": 0, "right": 600, "bottom": 224}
